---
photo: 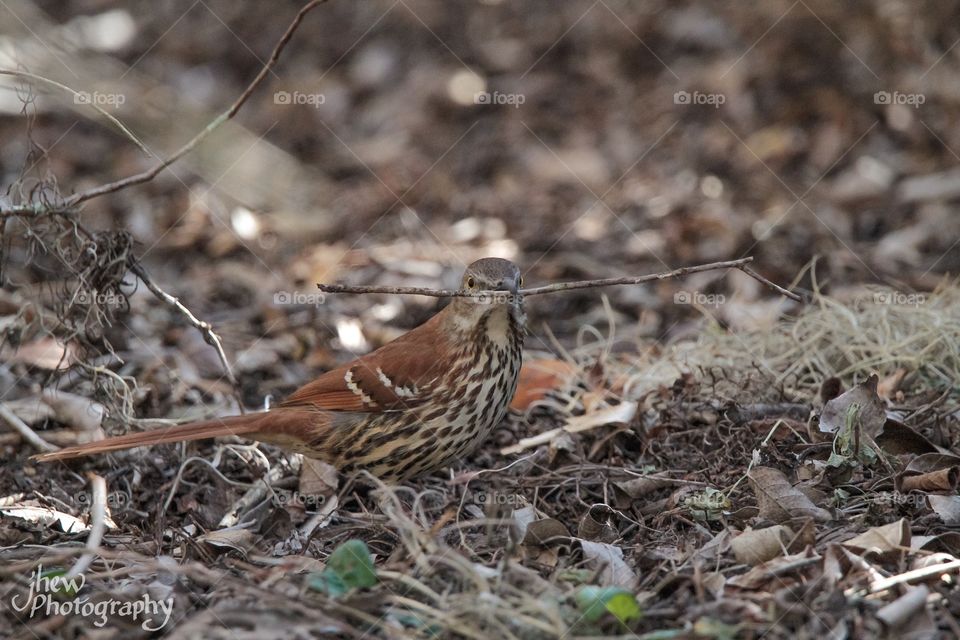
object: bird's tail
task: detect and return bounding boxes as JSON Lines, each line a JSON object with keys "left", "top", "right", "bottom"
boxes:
{"left": 32, "top": 413, "right": 270, "bottom": 463}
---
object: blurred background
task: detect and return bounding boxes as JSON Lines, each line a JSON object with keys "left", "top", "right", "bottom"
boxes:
{"left": 1, "top": 0, "right": 959, "bottom": 406}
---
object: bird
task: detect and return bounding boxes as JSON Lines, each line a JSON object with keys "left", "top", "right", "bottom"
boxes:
{"left": 33, "top": 258, "right": 527, "bottom": 482}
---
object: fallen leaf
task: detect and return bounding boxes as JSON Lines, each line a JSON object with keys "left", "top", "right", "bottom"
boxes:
{"left": 579, "top": 540, "right": 637, "bottom": 589}
{"left": 747, "top": 467, "right": 832, "bottom": 523}
{"left": 876, "top": 368, "right": 907, "bottom": 400}
{"left": 927, "top": 495, "right": 960, "bottom": 525}
{"left": 509, "top": 359, "right": 577, "bottom": 411}
{"left": 842, "top": 518, "right": 910, "bottom": 556}
{"left": 731, "top": 525, "right": 794, "bottom": 565}
{"left": 0, "top": 505, "right": 89, "bottom": 533}
{"left": 521, "top": 518, "right": 570, "bottom": 546}
{"left": 577, "top": 504, "right": 618, "bottom": 543}
{"left": 900, "top": 468, "right": 958, "bottom": 493}
{"left": 819, "top": 374, "right": 885, "bottom": 439}
{"left": 41, "top": 390, "right": 106, "bottom": 432}
{"left": 3, "top": 337, "right": 78, "bottom": 370}
{"left": 198, "top": 527, "right": 256, "bottom": 555}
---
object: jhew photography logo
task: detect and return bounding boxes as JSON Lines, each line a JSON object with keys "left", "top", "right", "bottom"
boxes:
{"left": 10, "top": 565, "right": 174, "bottom": 631}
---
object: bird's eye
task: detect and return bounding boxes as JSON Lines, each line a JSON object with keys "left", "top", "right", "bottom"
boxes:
{"left": 466, "top": 276, "right": 476, "bottom": 288}
{"left": 518, "top": 276, "right": 523, "bottom": 287}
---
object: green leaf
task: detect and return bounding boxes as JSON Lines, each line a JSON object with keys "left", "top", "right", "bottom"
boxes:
{"left": 575, "top": 586, "right": 642, "bottom": 624}
{"left": 308, "top": 539, "right": 377, "bottom": 597}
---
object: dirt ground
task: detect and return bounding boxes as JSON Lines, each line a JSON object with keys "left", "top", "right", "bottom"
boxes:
{"left": 2, "top": 1, "right": 960, "bottom": 638}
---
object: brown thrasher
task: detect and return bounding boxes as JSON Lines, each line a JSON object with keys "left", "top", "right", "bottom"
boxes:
{"left": 34, "top": 258, "right": 526, "bottom": 481}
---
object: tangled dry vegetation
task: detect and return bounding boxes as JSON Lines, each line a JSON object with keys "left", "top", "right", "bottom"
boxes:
{"left": 3, "top": 283, "right": 960, "bottom": 638}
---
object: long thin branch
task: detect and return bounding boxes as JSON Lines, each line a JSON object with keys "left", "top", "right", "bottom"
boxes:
{"left": 63, "top": 0, "right": 329, "bottom": 208}
{"left": 318, "top": 257, "right": 804, "bottom": 302}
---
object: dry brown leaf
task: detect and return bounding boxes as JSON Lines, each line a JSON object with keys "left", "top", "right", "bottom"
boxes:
{"left": 896, "top": 453, "right": 960, "bottom": 492}
{"left": 41, "top": 390, "right": 106, "bottom": 432}
{"left": 3, "top": 337, "right": 78, "bottom": 370}
{"left": 900, "top": 468, "right": 958, "bottom": 493}
{"left": 579, "top": 539, "right": 637, "bottom": 589}
{"left": 509, "top": 358, "right": 577, "bottom": 411}
{"left": 877, "top": 419, "right": 942, "bottom": 455}
{"left": 728, "top": 550, "right": 818, "bottom": 590}
{"left": 299, "top": 458, "right": 339, "bottom": 498}
{"left": 747, "top": 467, "right": 833, "bottom": 523}
{"left": 842, "top": 518, "right": 910, "bottom": 555}
{"left": 818, "top": 374, "right": 885, "bottom": 438}
{"left": 731, "top": 525, "right": 794, "bottom": 565}
{"left": 198, "top": 527, "right": 257, "bottom": 555}
{"left": 927, "top": 495, "right": 960, "bottom": 525}
{"left": 521, "top": 518, "right": 570, "bottom": 546}
{"left": 876, "top": 368, "right": 908, "bottom": 400}
{"left": 577, "top": 504, "right": 618, "bottom": 543}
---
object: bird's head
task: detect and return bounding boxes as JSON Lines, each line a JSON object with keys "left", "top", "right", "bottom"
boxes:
{"left": 449, "top": 258, "right": 525, "bottom": 329}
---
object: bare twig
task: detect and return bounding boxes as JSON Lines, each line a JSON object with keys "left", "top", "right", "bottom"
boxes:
{"left": 0, "top": 403, "right": 57, "bottom": 452}
{"left": 318, "top": 257, "right": 804, "bottom": 302}
{"left": 127, "top": 261, "right": 239, "bottom": 393}
{"left": 739, "top": 264, "right": 805, "bottom": 301}
{"left": 67, "top": 472, "right": 107, "bottom": 579}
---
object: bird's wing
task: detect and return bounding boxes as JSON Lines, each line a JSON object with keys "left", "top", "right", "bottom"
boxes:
{"left": 279, "top": 314, "right": 447, "bottom": 412}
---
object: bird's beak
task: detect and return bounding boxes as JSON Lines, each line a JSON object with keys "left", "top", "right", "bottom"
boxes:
{"left": 496, "top": 275, "right": 519, "bottom": 295}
